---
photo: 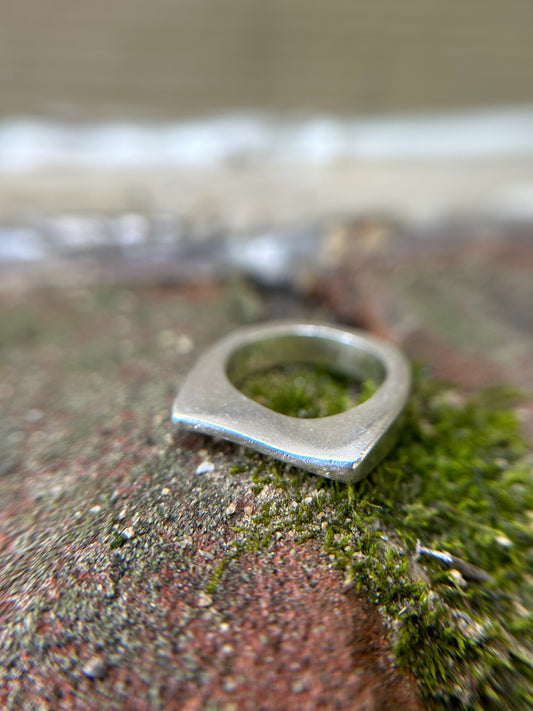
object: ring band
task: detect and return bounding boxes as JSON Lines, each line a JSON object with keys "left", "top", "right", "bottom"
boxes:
{"left": 172, "top": 321, "right": 410, "bottom": 482}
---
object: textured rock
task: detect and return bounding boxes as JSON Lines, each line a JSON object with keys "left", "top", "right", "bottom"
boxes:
{"left": 1, "top": 215, "right": 531, "bottom": 709}
{"left": 0, "top": 282, "right": 422, "bottom": 710}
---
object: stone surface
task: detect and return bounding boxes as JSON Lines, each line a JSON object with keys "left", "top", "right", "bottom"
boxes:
{"left": 0, "top": 281, "right": 422, "bottom": 710}
{"left": 1, "top": 216, "right": 532, "bottom": 709}
{"left": 320, "top": 217, "right": 533, "bottom": 435}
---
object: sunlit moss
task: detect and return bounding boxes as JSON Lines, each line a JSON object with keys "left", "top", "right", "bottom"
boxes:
{"left": 219, "top": 366, "right": 533, "bottom": 710}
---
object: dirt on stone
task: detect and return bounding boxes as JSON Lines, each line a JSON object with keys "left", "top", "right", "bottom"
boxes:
{"left": 0, "top": 282, "right": 422, "bottom": 710}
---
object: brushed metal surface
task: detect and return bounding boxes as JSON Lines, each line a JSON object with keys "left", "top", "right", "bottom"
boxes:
{"left": 172, "top": 321, "right": 410, "bottom": 482}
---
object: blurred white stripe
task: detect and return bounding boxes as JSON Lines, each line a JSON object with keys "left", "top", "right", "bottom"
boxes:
{"left": 2, "top": 107, "right": 533, "bottom": 171}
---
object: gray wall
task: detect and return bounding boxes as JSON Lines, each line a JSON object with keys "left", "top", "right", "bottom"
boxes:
{"left": 1, "top": 0, "right": 533, "bottom": 117}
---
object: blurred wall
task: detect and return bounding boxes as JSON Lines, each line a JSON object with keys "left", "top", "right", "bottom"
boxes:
{"left": 1, "top": 0, "right": 532, "bottom": 117}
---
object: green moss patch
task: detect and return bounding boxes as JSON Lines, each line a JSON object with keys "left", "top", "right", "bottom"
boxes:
{"left": 239, "top": 363, "right": 377, "bottom": 418}
{"left": 222, "top": 368, "right": 533, "bottom": 710}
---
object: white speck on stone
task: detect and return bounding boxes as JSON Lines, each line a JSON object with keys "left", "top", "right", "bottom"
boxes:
{"left": 223, "top": 678, "right": 238, "bottom": 693}
{"left": 449, "top": 569, "right": 467, "bottom": 589}
{"left": 197, "top": 592, "right": 213, "bottom": 608}
{"left": 195, "top": 461, "right": 215, "bottom": 475}
{"left": 161, "top": 487, "right": 171, "bottom": 496}
{"left": 197, "top": 548, "right": 214, "bottom": 560}
{"left": 454, "top": 612, "right": 486, "bottom": 642}
{"left": 176, "top": 333, "right": 194, "bottom": 355}
{"left": 82, "top": 654, "right": 107, "bottom": 680}
{"left": 292, "top": 680, "right": 307, "bottom": 693}
{"left": 118, "top": 507, "right": 127, "bottom": 521}
{"left": 225, "top": 502, "right": 237, "bottom": 516}
{"left": 122, "top": 526, "right": 135, "bottom": 540}
{"left": 89, "top": 505, "right": 101, "bottom": 514}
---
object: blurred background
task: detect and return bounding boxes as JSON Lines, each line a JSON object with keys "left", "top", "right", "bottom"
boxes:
{"left": 1, "top": 0, "right": 533, "bottom": 245}
{"left": 3, "top": 0, "right": 532, "bottom": 116}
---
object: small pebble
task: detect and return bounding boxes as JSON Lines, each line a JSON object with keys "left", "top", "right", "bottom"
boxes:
{"left": 495, "top": 534, "right": 513, "bottom": 548}
{"left": 178, "top": 535, "right": 193, "bottom": 548}
{"left": 225, "top": 502, "right": 237, "bottom": 516}
{"left": 89, "top": 505, "right": 101, "bottom": 514}
{"left": 454, "top": 612, "right": 486, "bottom": 642}
{"left": 449, "top": 569, "right": 467, "bottom": 589}
{"left": 223, "top": 678, "right": 238, "bottom": 693}
{"left": 196, "top": 592, "right": 213, "bottom": 608}
{"left": 161, "top": 487, "right": 172, "bottom": 496}
{"left": 195, "top": 461, "right": 215, "bottom": 475}
{"left": 82, "top": 654, "right": 107, "bottom": 680}
{"left": 292, "top": 680, "right": 307, "bottom": 693}
{"left": 176, "top": 334, "right": 194, "bottom": 355}
{"left": 122, "top": 526, "right": 135, "bottom": 540}
{"left": 342, "top": 579, "right": 356, "bottom": 593}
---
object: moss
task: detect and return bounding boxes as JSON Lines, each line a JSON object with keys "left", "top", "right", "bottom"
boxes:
{"left": 219, "top": 366, "right": 533, "bottom": 710}
{"left": 205, "top": 557, "right": 232, "bottom": 595}
{"left": 239, "top": 362, "right": 377, "bottom": 418}
{"left": 109, "top": 531, "right": 129, "bottom": 549}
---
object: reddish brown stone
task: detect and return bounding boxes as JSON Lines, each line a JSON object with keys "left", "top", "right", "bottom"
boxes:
{"left": 0, "top": 282, "right": 423, "bottom": 710}
{"left": 1, "top": 216, "right": 532, "bottom": 710}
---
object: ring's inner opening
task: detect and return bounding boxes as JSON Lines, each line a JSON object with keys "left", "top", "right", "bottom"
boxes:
{"left": 226, "top": 334, "right": 385, "bottom": 418}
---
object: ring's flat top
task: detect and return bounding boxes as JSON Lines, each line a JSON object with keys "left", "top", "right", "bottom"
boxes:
{"left": 172, "top": 321, "right": 411, "bottom": 482}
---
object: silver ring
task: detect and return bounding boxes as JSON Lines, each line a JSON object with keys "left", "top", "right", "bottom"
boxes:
{"left": 172, "top": 321, "right": 410, "bottom": 483}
